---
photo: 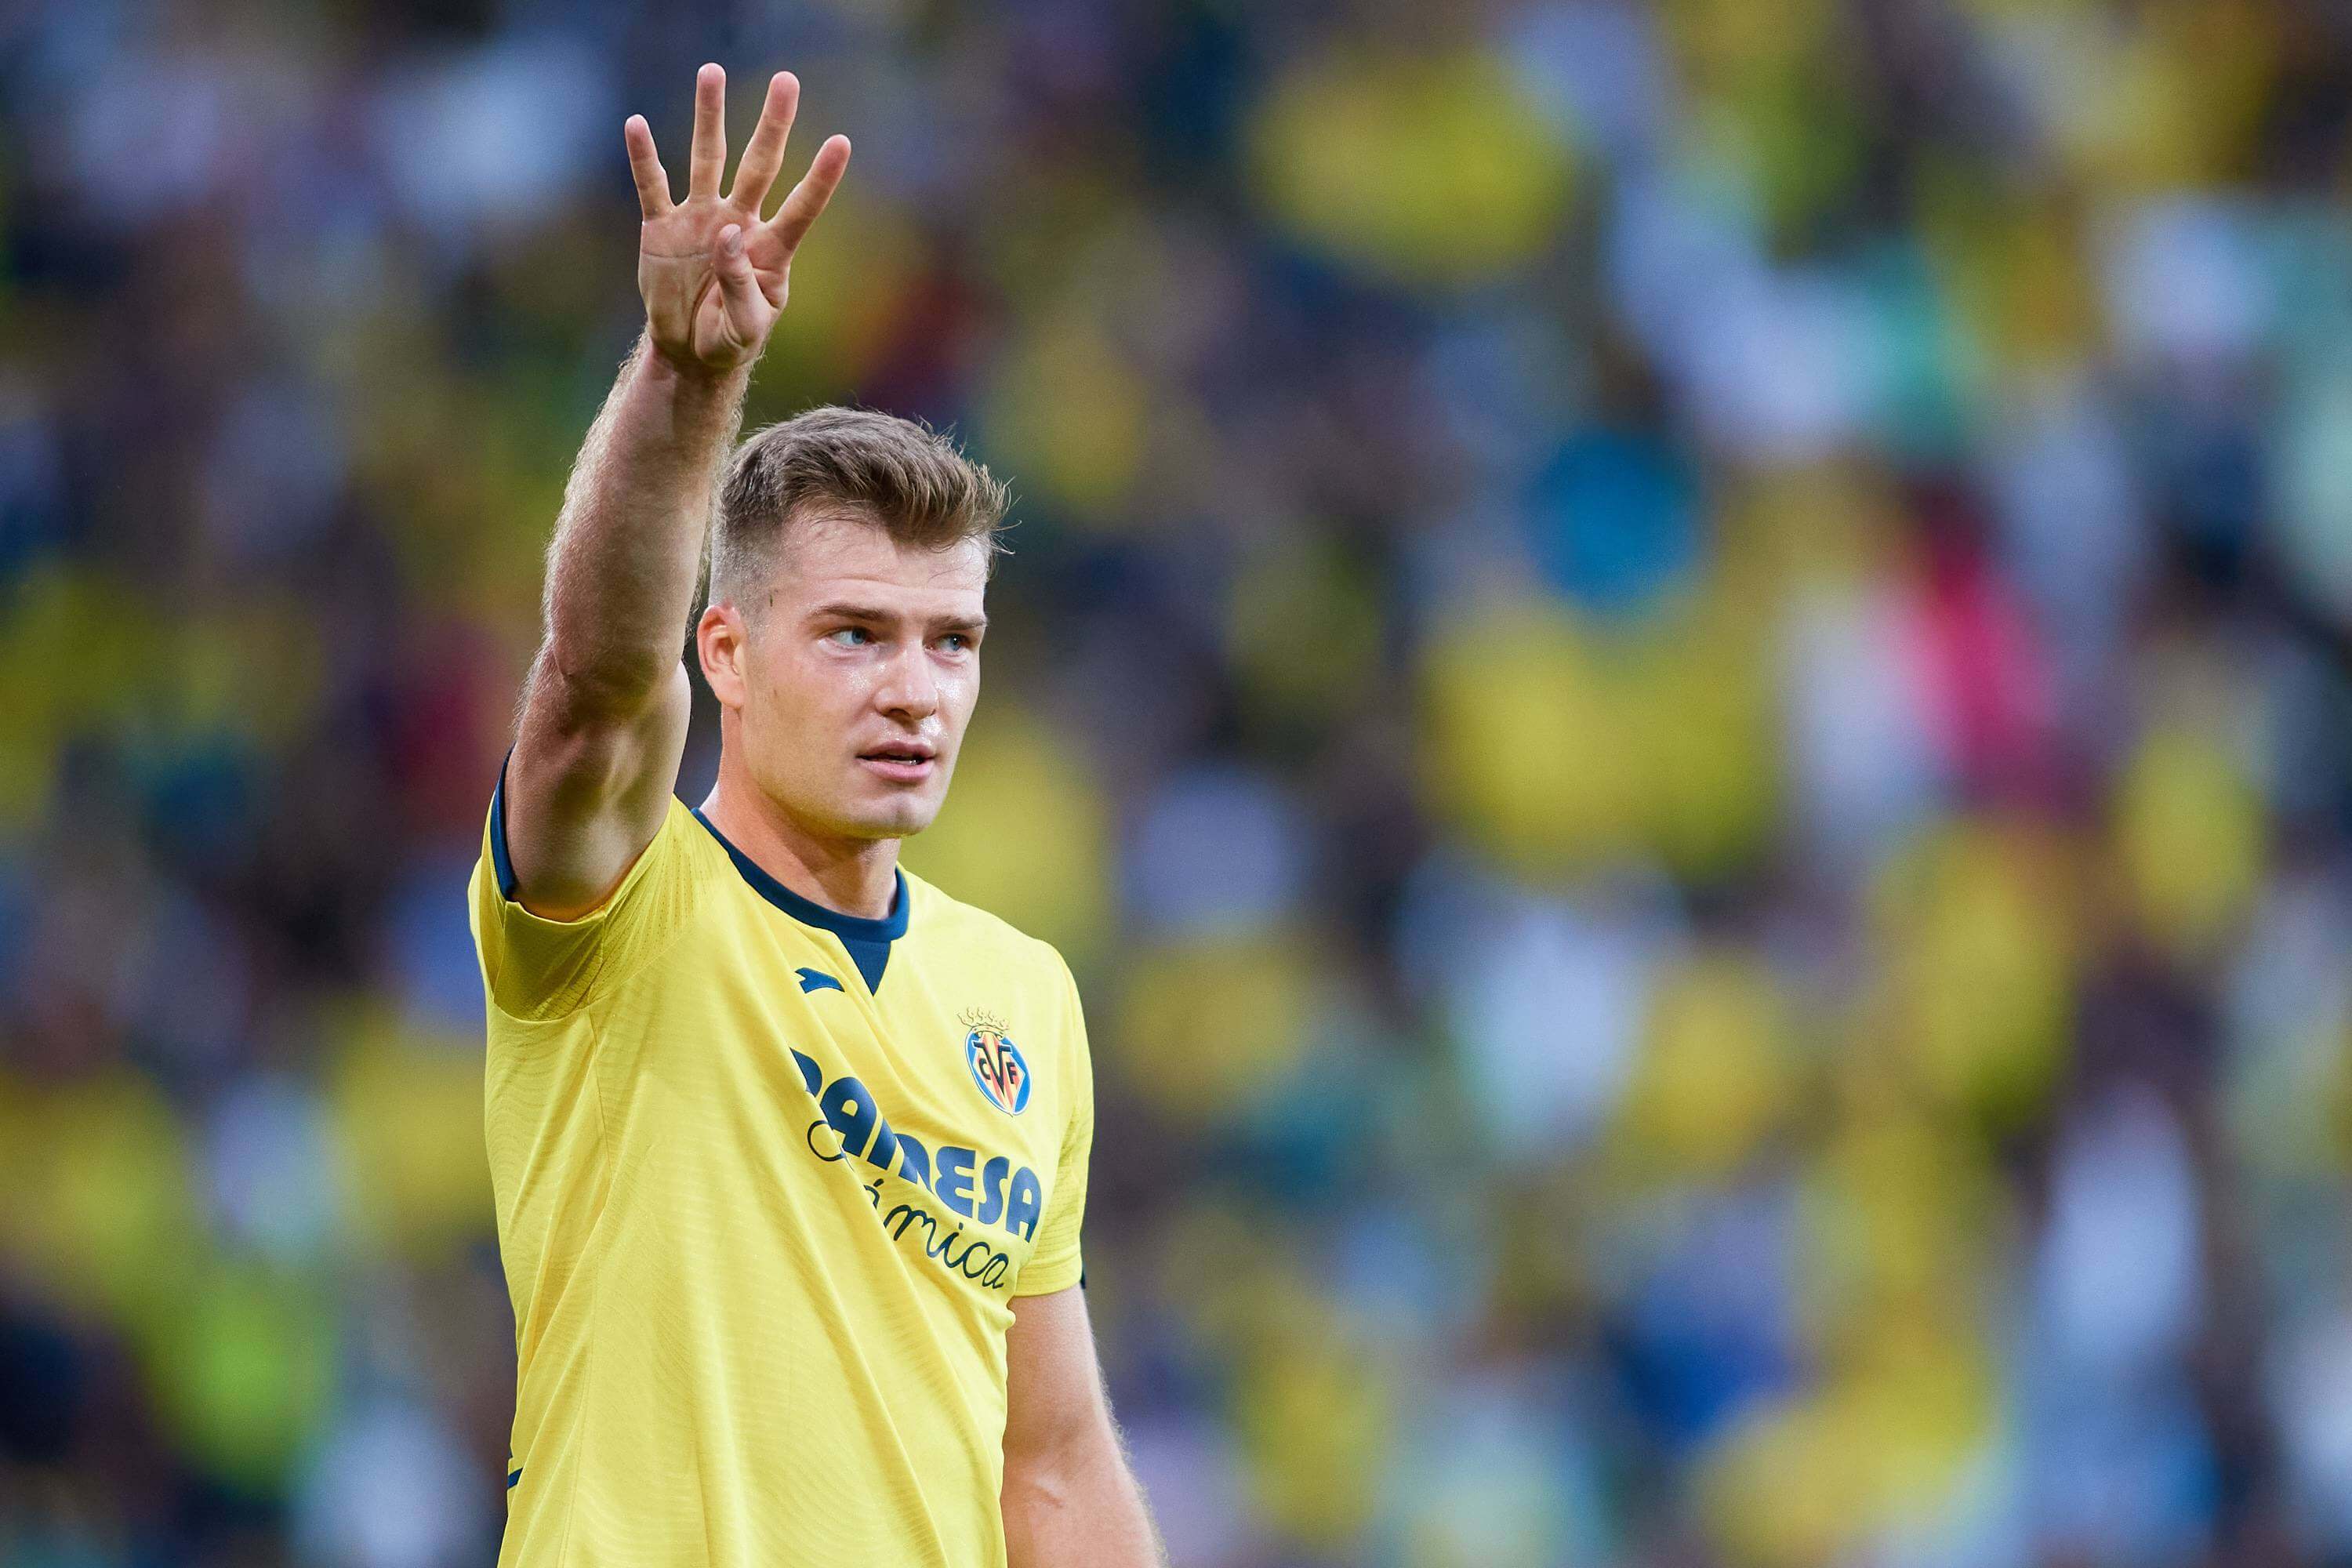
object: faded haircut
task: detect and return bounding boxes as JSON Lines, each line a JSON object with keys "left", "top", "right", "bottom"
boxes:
{"left": 706, "top": 406, "right": 1011, "bottom": 618}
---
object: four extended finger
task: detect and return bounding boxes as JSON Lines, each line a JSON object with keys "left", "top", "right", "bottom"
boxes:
{"left": 623, "top": 114, "right": 672, "bottom": 218}
{"left": 764, "top": 134, "right": 853, "bottom": 254}
{"left": 688, "top": 62, "right": 727, "bottom": 198}
{"left": 729, "top": 71, "right": 800, "bottom": 217}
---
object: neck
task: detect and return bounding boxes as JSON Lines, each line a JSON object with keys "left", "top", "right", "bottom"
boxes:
{"left": 699, "top": 754, "right": 902, "bottom": 921}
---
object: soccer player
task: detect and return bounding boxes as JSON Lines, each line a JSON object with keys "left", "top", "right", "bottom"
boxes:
{"left": 467, "top": 64, "right": 1164, "bottom": 1567}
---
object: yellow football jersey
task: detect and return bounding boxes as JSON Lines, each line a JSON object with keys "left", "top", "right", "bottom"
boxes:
{"left": 468, "top": 775, "right": 1093, "bottom": 1568}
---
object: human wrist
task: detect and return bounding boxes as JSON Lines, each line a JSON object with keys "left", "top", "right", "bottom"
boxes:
{"left": 641, "top": 336, "right": 752, "bottom": 398}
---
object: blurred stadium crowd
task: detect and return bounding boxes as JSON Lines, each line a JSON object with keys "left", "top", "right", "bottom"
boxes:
{"left": 8, "top": 0, "right": 2352, "bottom": 1564}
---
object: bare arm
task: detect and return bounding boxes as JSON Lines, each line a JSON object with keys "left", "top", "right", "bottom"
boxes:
{"left": 504, "top": 64, "right": 850, "bottom": 917}
{"left": 507, "top": 340, "right": 736, "bottom": 916}
{"left": 1001, "top": 1286, "right": 1165, "bottom": 1568}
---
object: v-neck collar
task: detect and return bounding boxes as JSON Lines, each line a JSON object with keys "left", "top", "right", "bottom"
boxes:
{"left": 689, "top": 806, "right": 909, "bottom": 992}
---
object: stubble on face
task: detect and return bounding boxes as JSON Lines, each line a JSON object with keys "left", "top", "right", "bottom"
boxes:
{"left": 731, "top": 513, "right": 990, "bottom": 847}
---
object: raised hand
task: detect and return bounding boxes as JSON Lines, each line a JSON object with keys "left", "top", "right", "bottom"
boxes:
{"left": 626, "top": 64, "right": 851, "bottom": 376}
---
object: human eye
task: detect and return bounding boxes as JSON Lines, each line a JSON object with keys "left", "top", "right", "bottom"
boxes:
{"left": 935, "top": 633, "right": 973, "bottom": 654}
{"left": 826, "top": 626, "right": 873, "bottom": 648}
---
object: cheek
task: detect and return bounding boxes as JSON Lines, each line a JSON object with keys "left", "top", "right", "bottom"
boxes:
{"left": 940, "top": 666, "right": 982, "bottom": 736}
{"left": 740, "top": 651, "right": 811, "bottom": 754}
{"left": 750, "top": 650, "right": 869, "bottom": 740}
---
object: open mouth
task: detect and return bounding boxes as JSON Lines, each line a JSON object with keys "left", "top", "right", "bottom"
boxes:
{"left": 858, "top": 743, "right": 936, "bottom": 781}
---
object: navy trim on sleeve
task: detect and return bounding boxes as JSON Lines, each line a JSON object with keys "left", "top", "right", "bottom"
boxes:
{"left": 491, "top": 749, "right": 518, "bottom": 901}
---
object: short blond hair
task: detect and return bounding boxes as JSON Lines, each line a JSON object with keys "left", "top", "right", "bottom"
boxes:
{"left": 708, "top": 407, "right": 1010, "bottom": 613}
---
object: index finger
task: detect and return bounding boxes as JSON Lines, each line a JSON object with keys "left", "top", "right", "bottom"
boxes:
{"left": 623, "top": 114, "right": 672, "bottom": 219}
{"left": 764, "top": 134, "right": 852, "bottom": 254}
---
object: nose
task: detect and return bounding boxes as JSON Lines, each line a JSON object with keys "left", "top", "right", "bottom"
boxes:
{"left": 875, "top": 637, "right": 939, "bottom": 720}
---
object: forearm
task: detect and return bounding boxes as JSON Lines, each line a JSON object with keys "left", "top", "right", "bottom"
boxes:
{"left": 1002, "top": 1428, "right": 1164, "bottom": 1568}
{"left": 535, "top": 335, "right": 748, "bottom": 717}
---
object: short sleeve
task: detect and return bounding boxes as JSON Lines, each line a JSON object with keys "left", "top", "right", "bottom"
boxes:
{"left": 1014, "top": 950, "right": 1094, "bottom": 1296}
{"left": 468, "top": 759, "right": 701, "bottom": 1022}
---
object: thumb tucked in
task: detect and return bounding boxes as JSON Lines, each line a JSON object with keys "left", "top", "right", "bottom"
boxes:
{"left": 713, "top": 224, "right": 764, "bottom": 323}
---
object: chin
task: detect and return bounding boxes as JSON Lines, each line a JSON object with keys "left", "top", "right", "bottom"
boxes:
{"left": 842, "top": 795, "right": 944, "bottom": 840}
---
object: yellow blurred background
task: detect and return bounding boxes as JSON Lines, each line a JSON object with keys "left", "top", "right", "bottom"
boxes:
{"left": 5, "top": 1, "right": 2352, "bottom": 1564}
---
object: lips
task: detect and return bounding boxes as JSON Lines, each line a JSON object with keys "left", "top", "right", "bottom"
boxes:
{"left": 858, "top": 741, "right": 937, "bottom": 783}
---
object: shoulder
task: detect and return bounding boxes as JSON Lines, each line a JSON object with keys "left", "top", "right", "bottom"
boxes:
{"left": 662, "top": 795, "right": 746, "bottom": 880}
{"left": 902, "top": 872, "right": 1095, "bottom": 1134}
{"left": 902, "top": 869, "right": 1073, "bottom": 981}
{"left": 471, "top": 792, "right": 724, "bottom": 1021}
{"left": 901, "top": 870, "right": 1086, "bottom": 1054}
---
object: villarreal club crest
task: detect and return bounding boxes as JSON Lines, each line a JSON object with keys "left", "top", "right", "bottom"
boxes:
{"left": 961, "top": 1009, "right": 1031, "bottom": 1116}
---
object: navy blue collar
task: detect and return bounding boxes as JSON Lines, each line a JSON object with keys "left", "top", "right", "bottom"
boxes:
{"left": 689, "top": 807, "right": 908, "bottom": 989}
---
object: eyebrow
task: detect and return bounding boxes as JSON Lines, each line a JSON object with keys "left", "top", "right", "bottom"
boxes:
{"left": 809, "top": 602, "right": 989, "bottom": 635}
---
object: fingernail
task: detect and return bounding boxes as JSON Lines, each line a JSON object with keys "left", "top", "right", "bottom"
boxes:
{"left": 723, "top": 226, "right": 743, "bottom": 255}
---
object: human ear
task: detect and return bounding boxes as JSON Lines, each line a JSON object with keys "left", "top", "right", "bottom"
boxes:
{"left": 698, "top": 604, "right": 749, "bottom": 709}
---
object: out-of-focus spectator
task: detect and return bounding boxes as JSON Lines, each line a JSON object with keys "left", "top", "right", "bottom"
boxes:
{"left": 9, "top": 2, "right": 2352, "bottom": 1565}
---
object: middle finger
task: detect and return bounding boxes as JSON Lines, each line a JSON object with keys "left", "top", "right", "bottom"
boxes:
{"left": 688, "top": 63, "right": 727, "bottom": 198}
